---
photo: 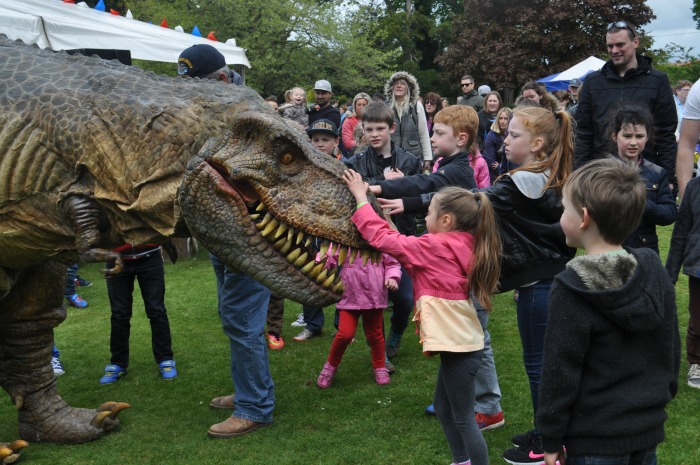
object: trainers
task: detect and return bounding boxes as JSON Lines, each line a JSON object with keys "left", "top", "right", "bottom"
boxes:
{"left": 688, "top": 364, "right": 700, "bottom": 389}
{"left": 425, "top": 403, "right": 435, "bottom": 416}
{"left": 66, "top": 294, "right": 88, "bottom": 308}
{"left": 385, "top": 330, "right": 403, "bottom": 358}
{"left": 159, "top": 360, "right": 178, "bottom": 380}
{"left": 99, "top": 364, "right": 126, "bottom": 384}
{"left": 291, "top": 313, "right": 307, "bottom": 327}
{"left": 74, "top": 277, "right": 92, "bottom": 287}
{"left": 385, "top": 356, "right": 396, "bottom": 373}
{"left": 51, "top": 356, "right": 65, "bottom": 376}
{"left": 503, "top": 432, "right": 545, "bottom": 465}
{"left": 317, "top": 362, "right": 337, "bottom": 389}
{"left": 267, "top": 333, "right": 285, "bottom": 350}
{"left": 374, "top": 367, "right": 391, "bottom": 385}
{"left": 476, "top": 411, "right": 505, "bottom": 431}
{"left": 511, "top": 430, "right": 536, "bottom": 448}
{"left": 293, "top": 328, "right": 321, "bottom": 341}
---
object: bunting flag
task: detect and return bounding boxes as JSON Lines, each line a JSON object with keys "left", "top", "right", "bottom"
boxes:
{"left": 126, "top": 10, "right": 133, "bottom": 19}
{"left": 191, "top": 25, "right": 201, "bottom": 37}
{"left": 63, "top": 0, "right": 76, "bottom": 3}
{"left": 207, "top": 31, "right": 218, "bottom": 41}
{"left": 110, "top": 9, "right": 120, "bottom": 15}
{"left": 94, "top": 0, "right": 105, "bottom": 11}
{"left": 175, "top": 26, "right": 184, "bottom": 33}
{"left": 160, "top": 18, "right": 168, "bottom": 28}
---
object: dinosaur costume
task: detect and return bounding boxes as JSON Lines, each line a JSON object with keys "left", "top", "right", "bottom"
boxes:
{"left": 0, "top": 37, "right": 377, "bottom": 460}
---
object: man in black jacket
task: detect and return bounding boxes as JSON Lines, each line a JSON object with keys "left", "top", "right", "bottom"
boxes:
{"left": 574, "top": 21, "right": 677, "bottom": 183}
{"left": 308, "top": 79, "right": 341, "bottom": 128}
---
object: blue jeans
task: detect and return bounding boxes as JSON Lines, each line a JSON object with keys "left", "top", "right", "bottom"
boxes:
{"left": 516, "top": 279, "right": 553, "bottom": 429}
{"left": 302, "top": 305, "right": 325, "bottom": 333}
{"left": 65, "top": 264, "right": 78, "bottom": 297}
{"left": 567, "top": 447, "right": 657, "bottom": 465}
{"left": 106, "top": 251, "right": 174, "bottom": 368}
{"left": 210, "top": 254, "right": 274, "bottom": 424}
{"left": 474, "top": 297, "right": 502, "bottom": 414}
{"left": 388, "top": 267, "right": 414, "bottom": 335}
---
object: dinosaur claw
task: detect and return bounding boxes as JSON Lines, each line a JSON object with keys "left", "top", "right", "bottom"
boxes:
{"left": 90, "top": 411, "right": 112, "bottom": 428}
{"left": 96, "top": 401, "right": 118, "bottom": 412}
{"left": 7, "top": 442, "right": 27, "bottom": 451}
{"left": 108, "top": 402, "right": 132, "bottom": 420}
{"left": 0, "top": 448, "right": 12, "bottom": 460}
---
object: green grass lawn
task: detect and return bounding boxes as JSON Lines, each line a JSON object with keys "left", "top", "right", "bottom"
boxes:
{"left": 1, "top": 226, "right": 699, "bottom": 464}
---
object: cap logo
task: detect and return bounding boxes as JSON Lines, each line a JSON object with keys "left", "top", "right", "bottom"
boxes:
{"left": 178, "top": 57, "right": 193, "bottom": 76}
{"left": 312, "top": 121, "right": 334, "bottom": 131}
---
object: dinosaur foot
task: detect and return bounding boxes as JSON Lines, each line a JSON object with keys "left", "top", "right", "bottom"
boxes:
{"left": 0, "top": 440, "right": 28, "bottom": 464}
{"left": 18, "top": 401, "right": 131, "bottom": 444}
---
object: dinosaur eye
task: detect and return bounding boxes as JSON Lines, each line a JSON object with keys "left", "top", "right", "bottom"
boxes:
{"left": 281, "top": 152, "right": 295, "bottom": 165}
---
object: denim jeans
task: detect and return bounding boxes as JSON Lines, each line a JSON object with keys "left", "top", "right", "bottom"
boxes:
{"left": 65, "top": 264, "right": 78, "bottom": 297}
{"left": 210, "top": 254, "right": 274, "bottom": 423}
{"left": 567, "top": 447, "right": 657, "bottom": 465}
{"left": 302, "top": 305, "right": 325, "bottom": 333}
{"left": 473, "top": 297, "right": 502, "bottom": 415}
{"left": 388, "top": 267, "right": 414, "bottom": 335}
{"left": 516, "top": 279, "right": 553, "bottom": 428}
{"left": 106, "top": 251, "right": 174, "bottom": 368}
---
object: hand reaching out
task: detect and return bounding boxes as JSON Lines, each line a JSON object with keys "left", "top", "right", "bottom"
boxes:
{"left": 378, "top": 198, "right": 405, "bottom": 215}
{"left": 384, "top": 168, "right": 404, "bottom": 180}
{"left": 342, "top": 170, "right": 369, "bottom": 205}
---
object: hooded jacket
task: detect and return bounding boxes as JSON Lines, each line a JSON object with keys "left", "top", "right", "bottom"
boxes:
{"left": 574, "top": 54, "right": 678, "bottom": 179}
{"left": 457, "top": 89, "right": 484, "bottom": 112}
{"left": 384, "top": 71, "right": 432, "bottom": 162}
{"left": 666, "top": 176, "right": 700, "bottom": 282}
{"left": 538, "top": 248, "right": 680, "bottom": 456}
{"left": 352, "top": 203, "right": 483, "bottom": 354}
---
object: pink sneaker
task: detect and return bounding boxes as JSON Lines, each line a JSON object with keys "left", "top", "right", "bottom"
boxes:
{"left": 374, "top": 367, "right": 391, "bottom": 385}
{"left": 317, "top": 362, "right": 337, "bottom": 389}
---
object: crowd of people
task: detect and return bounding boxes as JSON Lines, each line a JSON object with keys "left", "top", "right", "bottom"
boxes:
{"left": 54, "top": 19, "right": 700, "bottom": 465}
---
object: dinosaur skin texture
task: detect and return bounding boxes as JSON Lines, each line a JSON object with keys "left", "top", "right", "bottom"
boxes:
{"left": 0, "top": 36, "right": 378, "bottom": 452}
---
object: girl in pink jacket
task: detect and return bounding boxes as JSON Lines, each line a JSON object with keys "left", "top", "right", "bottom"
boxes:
{"left": 343, "top": 170, "right": 501, "bottom": 465}
{"left": 317, "top": 249, "right": 401, "bottom": 388}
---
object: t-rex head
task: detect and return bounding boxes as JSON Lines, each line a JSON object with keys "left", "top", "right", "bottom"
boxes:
{"left": 179, "top": 111, "right": 379, "bottom": 307}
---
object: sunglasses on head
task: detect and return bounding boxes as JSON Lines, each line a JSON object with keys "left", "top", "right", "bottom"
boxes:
{"left": 607, "top": 21, "right": 637, "bottom": 38}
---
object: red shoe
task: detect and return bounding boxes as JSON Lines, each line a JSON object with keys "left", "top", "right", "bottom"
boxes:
{"left": 267, "top": 333, "right": 284, "bottom": 350}
{"left": 476, "top": 411, "right": 505, "bottom": 431}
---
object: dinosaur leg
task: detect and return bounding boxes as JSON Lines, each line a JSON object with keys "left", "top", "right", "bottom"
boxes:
{"left": 0, "top": 262, "right": 130, "bottom": 444}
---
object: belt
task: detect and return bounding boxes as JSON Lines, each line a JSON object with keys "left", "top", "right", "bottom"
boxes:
{"left": 120, "top": 248, "right": 160, "bottom": 260}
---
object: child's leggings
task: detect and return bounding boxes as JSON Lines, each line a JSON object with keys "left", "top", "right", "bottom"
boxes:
{"left": 327, "top": 309, "right": 385, "bottom": 369}
{"left": 434, "top": 350, "right": 488, "bottom": 465}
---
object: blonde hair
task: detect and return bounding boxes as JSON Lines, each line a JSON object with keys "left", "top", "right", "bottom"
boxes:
{"left": 490, "top": 107, "right": 512, "bottom": 135}
{"left": 434, "top": 187, "right": 501, "bottom": 309}
{"left": 509, "top": 106, "right": 574, "bottom": 194}
{"left": 290, "top": 87, "right": 307, "bottom": 105}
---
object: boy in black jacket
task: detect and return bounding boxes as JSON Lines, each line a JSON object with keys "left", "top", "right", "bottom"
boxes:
{"left": 537, "top": 158, "right": 679, "bottom": 465}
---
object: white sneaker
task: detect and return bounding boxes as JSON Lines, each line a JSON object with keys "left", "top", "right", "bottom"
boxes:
{"left": 290, "top": 313, "right": 307, "bottom": 327}
{"left": 688, "top": 364, "right": 700, "bottom": 389}
{"left": 51, "top": 356, "right": 65, "bottom": 376}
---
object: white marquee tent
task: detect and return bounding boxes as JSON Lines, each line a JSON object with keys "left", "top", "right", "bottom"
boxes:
{"left": 0, "top": 0, "right": 250, "bottom": 67}
{"left": 537, "top": 56, "right": 606, "bottom": 92}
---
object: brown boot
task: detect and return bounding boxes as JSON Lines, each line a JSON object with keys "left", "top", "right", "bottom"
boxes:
{"left": 207, "top": 416, "right": 270, "bottom": 438}
{"left": 209, "top": 394, "right": 234, "bottom": 410}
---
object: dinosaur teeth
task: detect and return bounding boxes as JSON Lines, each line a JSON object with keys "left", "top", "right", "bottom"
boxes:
{"left": 310, "top": 261, "right": 325, "bottom": 279}
{"left": 287, "top": 227, "right": 295, "bottom": 242}
{"left": 295, "top": 230, "right": 304, "bottom": 245}
{"left": 249, "top": 213, "right": 260, "bottom": 221}
{"left": 286, "top": 248, "right": 301, "bottom": 263}
{"left": 322, "top": 272, "right": 336, "bottom": 288}
{"left": 319, "top": 240, "right": 330, "bottom": 258}
{"left": 279, "top": 239, "right": 292, "bottom": 254}
{"left": 348, "top": 248, "right": 359, "bottom": 264}
{"left": 315, "top": 267, "right": 328, "bottom": 284}
{"left": 255, "top": 202, "right": 265, "bottom": 212}
{"left": 332, "top": 280, "right": 345, "bottom": 293}
{"left": 338, "top": 246, "right": 348, "bottom": 264}
{"left": 304, "top": 236, "right": 312, "bottom": 248}
{"left": 274, "top": 223, "right": 288, "bottom": 240}
{"left": 261, "top": 218, "right": 280, "bottom": 238}
{"left": 294, "top": 251, "right": 309, "bottom": 267}
{"left": 300, "top": 259, "right": 315, "bottom": 274}
{"left": 259, "top": 212, "right": 273, "bottom": 228}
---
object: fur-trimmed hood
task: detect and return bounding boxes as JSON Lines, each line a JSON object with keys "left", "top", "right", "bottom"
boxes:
{"left": 384, "top": 71, "right": 420, "bottom": 107}
{"left": 558, "top": 248, "right": 669, "bottom": 333}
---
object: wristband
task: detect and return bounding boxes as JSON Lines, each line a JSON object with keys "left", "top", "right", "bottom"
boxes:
{"left": 356, "top": 201, "right": 368, "bottom": 210}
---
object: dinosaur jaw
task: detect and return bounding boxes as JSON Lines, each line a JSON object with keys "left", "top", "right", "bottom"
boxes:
{"left": 180, "top": 158, "right": 377, "bottom": 307}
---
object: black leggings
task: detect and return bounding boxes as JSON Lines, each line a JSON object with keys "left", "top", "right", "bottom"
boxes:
{"left": 434, "top": 350, "right": 488, "bottom": 465}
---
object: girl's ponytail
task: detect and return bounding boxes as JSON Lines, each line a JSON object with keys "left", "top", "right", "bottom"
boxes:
{"left": 468, "top": 192, "right": 501, "bottom": 309}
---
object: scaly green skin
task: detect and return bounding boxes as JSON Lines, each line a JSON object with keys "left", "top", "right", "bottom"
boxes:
{"left": 0, "top": 37, "right": 375, "bottom": 448}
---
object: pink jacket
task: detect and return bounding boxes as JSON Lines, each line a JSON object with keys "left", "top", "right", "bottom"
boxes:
{"left": 342, "top": 115, "right": 359, "bottom": 151}
{"left": 336, "top": 252, "right": 401, "bottom": 310}
{"left": 352, "top": 204, "right": 484, "bottom": 353}
{"left": 433, "top": 150, "right": 491, "bottom": 188}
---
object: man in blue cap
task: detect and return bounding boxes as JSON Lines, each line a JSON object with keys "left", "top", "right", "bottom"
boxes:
{"left": 178, "top": 44, "right": 273, "bottom": 439}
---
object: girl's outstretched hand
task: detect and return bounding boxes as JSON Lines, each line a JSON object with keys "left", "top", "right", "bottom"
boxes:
{"left": 385, "top": 278, "right": 399, "bottom": 291}
{"left": 378, "top": 198, "right": 405, "bottom": 215}
{"left": 343, "top": 170, "right": 369, "bottom": 205}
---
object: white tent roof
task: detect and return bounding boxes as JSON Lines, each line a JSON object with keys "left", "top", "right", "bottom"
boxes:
{"left": 0, "top": 0, "right": 250, "bottom": 67}
{"left": 537, "top": 56, "right": 606, "bottom": 91}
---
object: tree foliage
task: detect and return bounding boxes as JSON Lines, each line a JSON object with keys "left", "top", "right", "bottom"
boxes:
{"left": 437, "top": 0, "right": 655, "bottom": 93}
{"left": 694, "top": 0, "right": 700, "bottom": 30}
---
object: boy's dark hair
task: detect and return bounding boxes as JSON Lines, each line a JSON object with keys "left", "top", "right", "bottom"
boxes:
{"left": 564, "top": 158, "right": 646, "bottom": 245}
{"left": 361, "top": 102, "right": 395, "bottom": 127}
{"left": 604, "top": 103, "right": 655, "bottom": 151}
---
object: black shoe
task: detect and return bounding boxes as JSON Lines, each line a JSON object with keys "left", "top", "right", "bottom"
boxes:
{"left": 511, "top": 429, "right": 536, "bottom": 448}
